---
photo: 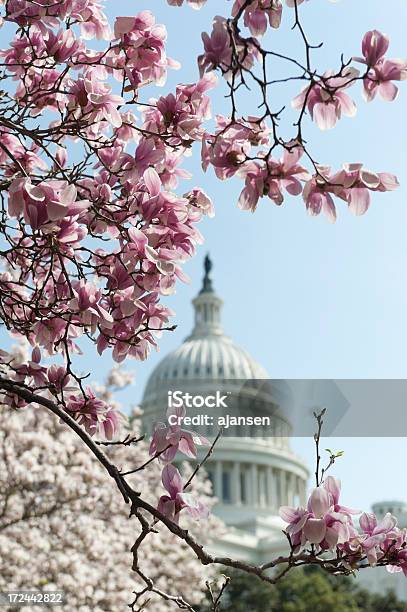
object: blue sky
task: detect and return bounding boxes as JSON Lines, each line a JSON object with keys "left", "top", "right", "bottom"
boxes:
{"left": 110, "top": 0, "right": 407, "bottom": 513}
{"left": 1, "top": 0, "right": 407, "bottom": 513}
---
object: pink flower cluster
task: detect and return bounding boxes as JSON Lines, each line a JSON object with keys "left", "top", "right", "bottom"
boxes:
{"left": 238, "top": 142, "right": 310, "bottom": 211}
{"left": 291, "top": 34, "right": 406, "bottom": 132}
{"left": 280, "top": 476, "right": 407, "bottom": 576}
{"left": 6, "top": 0, "right": 110, "bottom": 40}
{"left": 0, "top": 5, "right": 216, "bottom": 439}
{"left": 168, "top": 0, "right": 338, "bottom": 39}
{"left": 197, "top": 22, "right": 405, "bottom": 220}
{"left": 303, "top": 164, "right": 399, "bottom": 221}
{"left": 66, "top": 388, "right": 122, "bottom": 440}
{"left": 198, "top": 16, "right": 260, "bottom": 78}
{"left": 202, "top": 121, "right": 398, "bottom": 218}
{"left": 232, "top": 0, "right": 283, "bottom": 36}
{"left": 143, "top": 72, "right": 217, "bottom": 146}
{"left": 292, "top": 68, "right": 359, "bottom": 131}
{"left": 150, "top": 406, "right": 209, "bottom": 523}
{"left": 280, "top": 476, "right": 359, "bottom": 551}
{"left": 0, "top": 347, "right": 121, "bottom": 439}
{"left": 113, "top": 12, "right": 180, "bottom": 90}
{"left": 8, "top": 179, "right": 89, "bottom": 233}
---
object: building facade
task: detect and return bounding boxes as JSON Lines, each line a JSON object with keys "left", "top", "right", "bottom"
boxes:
{"left": 140, "top": 256, "right": 407, "bottom": 593}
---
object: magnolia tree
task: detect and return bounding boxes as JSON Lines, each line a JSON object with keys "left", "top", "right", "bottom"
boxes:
{"left": 0, "top": 360, "right": 222, "bottom": 611}
{"left": 0, "top": 0, "right": 406, "bottom": 609}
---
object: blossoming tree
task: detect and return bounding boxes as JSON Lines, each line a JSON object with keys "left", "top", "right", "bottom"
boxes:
{"left": 0, "top": 0, "right": 406, "bottom": 609}
{"left": 0, "top": 362, "right": 220, "bottom": 611}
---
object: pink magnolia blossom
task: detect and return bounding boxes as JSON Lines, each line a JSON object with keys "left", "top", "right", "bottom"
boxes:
{"left": 238, "top": 144, "right": 310, "bottom": 211}
{"left": 68, "top": 74, "right": 124, "bottom": 128}
{"left": 0, "top": 31, "right": 47, "bottom": 77}
{"left": 0, "top": 132, "right": 47, "bottom": 176}
{"left": 198, "top": 16, "right": 259, "bottom": 78}
{"left": 232, "top": 0, "right": 283, "bottom": 36}
{"left": 357, "top": 30, "right": 390, "bottom": 67}
{"left": 331, "top": 163, "right": 399, "bottom": 216}
{"left": 157, "top": 464, "right": 208, "bottom": 524}
{"left": 303, "top": 164, "right": 399, "bottom": 220}
{"left": 70, "top": 280, "right": 114, "bottom": 333}
{"left": 15, "top": 68, "right": 66, "bottom": 116}
{"left": 143, "top": 73, "right": 217, "bottom": 146}
{"left": 150, "top": 405, "right": 209, "bottom": 463}
{"left": 269, "top": 144, "right": 311, "bottom": 196}
{"left": 292, "top": 69, "right": 359, "bottom": 130}
{"left": 45, "top": 28, "right": 82, "bottom": 62}
{"left": 6, "top": 0, "right": 111, "bottom": 40}
{"left": 47, "top": 365, "right": 72, "bottom": 393}
{"left": 363, "top": 59, "right": 407, "bottom": 102}
{"left": 199, "top": 17, "right": 233, "bottom": 77}
{"left": 354, "top": 30, "right": 407, "bottom": 102}
{"left": 302, "top": 167, "right": 337, "bottom": 223}
{"left": 167, "top": 0, "right": 207, "bottom": 8}
{"left": 66, "top": 388, "right": 122, "bottom": 440}
{"left": 184, "top": 188, "right": 215, "bottom": 218}
{"left": 324, "top": 476, "right": 360, "bottom": 518}
{"left": 8, "top": 178, "right": 90, "bottom": 229}
{"left": 280, "top": 476, "right": 358, "bottom": 552}
{"left": 113, "top": 12, "right": 179, "bottom": 88}
{"left": 341, "top": 512, "right": 400, "bottom": 567}
{"left": 13, "top": 346, "right": 47, "bottom": 387}
{"left": 202, "top": 118, "right": 268, "bottom": 180}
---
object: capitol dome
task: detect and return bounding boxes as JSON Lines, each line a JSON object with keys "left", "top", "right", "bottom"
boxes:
{"left": 142, "top": 257, "right": 268, "bottom": 404}
{"left": 140, "top": 255, "right": 309, "bottom": 563}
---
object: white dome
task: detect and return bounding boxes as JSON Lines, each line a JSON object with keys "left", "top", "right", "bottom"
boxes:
{"left": 143, "top": 336, "right": 268, "bottom": 402}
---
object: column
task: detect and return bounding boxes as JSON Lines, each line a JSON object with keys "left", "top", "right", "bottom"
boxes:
{"left": 279, "top": 469, "right": 287, "bottom": 506}
{"left": 232, "top": 462, "right": 241, "bottom": 505}
{"left": 215, "top": 461, "right": 223, "bottom": 502}
{"left": 251, "top": 464, "right": 258, "bottom": 507}
{"left": 275, "top": 468, "right": 280, "bottom": 506}
{"left": 300, "top": 478, "right": 307, "bottom": 505}
{"left": 271, "top": 467, "right": 278, "bottom": 511}
{"left": 266, "top": 466, "right": 274, "bottom": 509}
{"left": 296, "top": 478, "right": 301, "bottom": 505}
{"left": 286, "top": 473, "right": 294, "bottom": 506}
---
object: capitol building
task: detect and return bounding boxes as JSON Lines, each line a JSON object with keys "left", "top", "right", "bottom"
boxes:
{"left": 140, "top": 256, "right": 407, "bottom": 597}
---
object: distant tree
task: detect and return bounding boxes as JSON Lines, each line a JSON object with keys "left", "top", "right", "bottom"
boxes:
{"left": 200, "top": 566, "right": 407, "bottom": 612}
{"left": 354, "top": 588, "right": 407, "bottom": 612}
